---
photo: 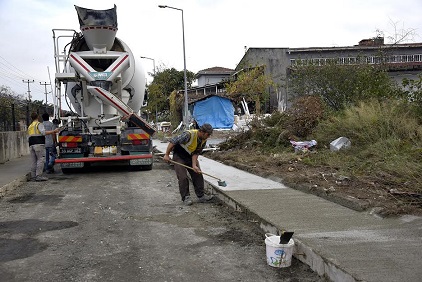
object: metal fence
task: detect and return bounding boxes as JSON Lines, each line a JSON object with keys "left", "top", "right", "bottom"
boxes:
{"left": 0, "top": 104, "right": 54, "bottom": 132}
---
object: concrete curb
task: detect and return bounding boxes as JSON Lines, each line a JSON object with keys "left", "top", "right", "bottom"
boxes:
{"left": 205, "top": 181, "right": 358, "bottom": 282}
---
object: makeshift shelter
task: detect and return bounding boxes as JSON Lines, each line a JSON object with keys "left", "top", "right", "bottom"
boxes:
{"left": 192, "top": 95, "right": 234, "bottom": 129}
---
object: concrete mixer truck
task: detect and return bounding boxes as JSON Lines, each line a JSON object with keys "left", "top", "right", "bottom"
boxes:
{"left": 52, "top": 5, "right": 155, "bottom": 172}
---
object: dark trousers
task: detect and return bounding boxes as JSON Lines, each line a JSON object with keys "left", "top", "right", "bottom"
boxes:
{"left": 173, "top": 154, "right": 205, "bottom": 201}
{"left": 45, "top": 146, "right": 56, "bottom": 171}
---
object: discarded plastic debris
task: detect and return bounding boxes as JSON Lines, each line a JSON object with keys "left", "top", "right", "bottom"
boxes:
{"left": 290, "top": 140, "right": 317, "bottom": 153}
{"left": 330, "top": 137, "right": 351, "bottom": 151}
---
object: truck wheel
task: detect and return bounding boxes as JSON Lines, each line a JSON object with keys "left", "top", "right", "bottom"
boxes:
{"left": 61, "top": 168, "right": 72, "bottom": 174}
{"left": 130, "top": 164, "right": 153, "bottom": 171}
{"left": 143, "top": 164, "right": 153, "bottom": 171}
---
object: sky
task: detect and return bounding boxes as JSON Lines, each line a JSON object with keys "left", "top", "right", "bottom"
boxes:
{"left": 1, "top": 0, "right": 421, "bottom": 106}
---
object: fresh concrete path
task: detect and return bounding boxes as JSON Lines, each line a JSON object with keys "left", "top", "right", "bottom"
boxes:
{"left": 154, "top": 140, "right": 422, "bottom": 282}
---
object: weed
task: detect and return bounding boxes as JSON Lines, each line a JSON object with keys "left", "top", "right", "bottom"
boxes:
{"left": 216, "top": 98, "right": 422, "bottom": 209}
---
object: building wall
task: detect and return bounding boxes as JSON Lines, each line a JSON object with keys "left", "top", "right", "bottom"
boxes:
{"left": 389, "top": 70, "right": 421, "bottom": 86}
{"left": 237, "top": 48, "right": 290, "bottom": 112}
{"left": 0, "top": 131, "right": 29, "bottom": 164}
{"left": 237, "top": 45, "right": 422, "bottom": 113}
{"left": 197, "top": 75, "right": 229, "bottom": 87}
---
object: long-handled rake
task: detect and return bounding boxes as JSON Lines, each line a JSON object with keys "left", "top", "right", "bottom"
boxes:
{"left": 159, "top": 156, "right": 227, "bottom": 187}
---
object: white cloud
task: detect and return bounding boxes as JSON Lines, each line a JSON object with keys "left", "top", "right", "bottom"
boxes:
{"left": 0, "top": 0, "right": 421, "bottom": 104}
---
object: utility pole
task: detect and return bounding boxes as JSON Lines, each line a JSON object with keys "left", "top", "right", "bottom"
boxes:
{"left": 22, "top": 79, "right": 34, "bottom": 127}
{"left": 40, "top": 81, "right": 51, "bottom": 112}
{"left": 22, "top": 79, "right": 34, "bottom": 101}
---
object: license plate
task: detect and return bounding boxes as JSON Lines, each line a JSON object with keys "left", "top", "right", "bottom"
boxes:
{"left": 61, "top": 162, "right": 84, "bottom": 168}
{"left": 60, "top": 148, "right": 82, "bottom": 154}
{"left": 130, "top": 158, "right": 152, "bottom": 165}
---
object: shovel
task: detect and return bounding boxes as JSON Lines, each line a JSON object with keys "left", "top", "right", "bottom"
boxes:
{"left": 160, "top": 156, "right": 227, "bottom": 187}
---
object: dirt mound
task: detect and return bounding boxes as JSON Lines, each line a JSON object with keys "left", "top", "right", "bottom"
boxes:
{"left": 205, "top": 132, "right": 422, "bottom": 217}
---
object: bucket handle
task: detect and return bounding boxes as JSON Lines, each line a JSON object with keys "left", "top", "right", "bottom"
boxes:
{"left": 265, "top": 233, "right": 277, "bottom": 238}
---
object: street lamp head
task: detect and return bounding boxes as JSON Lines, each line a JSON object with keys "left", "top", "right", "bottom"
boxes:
{"left": 158, "top": 5, "right": 167, "bottom": 8}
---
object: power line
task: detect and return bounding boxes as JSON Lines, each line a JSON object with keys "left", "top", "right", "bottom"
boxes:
{"left": 0, "top": 69, "right": 45, "bottom": 94}
{"left": 0, "top": 55, "right": 44, "bottom": 81}
{"left": 0, "top": 56, "right": 50, "bottom": 96}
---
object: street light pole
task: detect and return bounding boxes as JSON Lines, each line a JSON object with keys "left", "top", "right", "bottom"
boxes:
{"left": 140, "top": 56, "right": 156, "bottom": 77}
{"left": 140, "top": 56, "right": 157, "bottom": 127}
{"left": 159, "top": 5, "right": 189, "bottom": 128}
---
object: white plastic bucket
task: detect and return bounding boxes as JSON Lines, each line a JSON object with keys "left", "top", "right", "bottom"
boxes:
{"left": 265, "top": 233, "right": 294, "bottom": 268}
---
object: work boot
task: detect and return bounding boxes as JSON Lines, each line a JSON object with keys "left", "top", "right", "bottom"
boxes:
{"left": 47, "top": 165, "right": 55, "bottom": 174}
{"left": 35, "top": 176, "right": 48, "bottom": 182}
{"left": 183, "top": 196, "right": 193, "bottom": 206}
{"left": 197, "top": 194, "right": 213, "bottom": 203}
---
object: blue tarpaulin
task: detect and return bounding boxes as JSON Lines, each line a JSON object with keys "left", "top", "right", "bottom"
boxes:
{"left": 193, "top": 96, "right": 234, "bottom": 129}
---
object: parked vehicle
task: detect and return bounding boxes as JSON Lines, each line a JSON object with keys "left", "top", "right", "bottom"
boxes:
{"left": 52, "top": 5, "right": 155, "bottom": 172}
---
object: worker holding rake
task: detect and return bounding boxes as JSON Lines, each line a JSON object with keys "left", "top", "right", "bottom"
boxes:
{"left": 163, "top": 123, "right": 214, "bottom": 206}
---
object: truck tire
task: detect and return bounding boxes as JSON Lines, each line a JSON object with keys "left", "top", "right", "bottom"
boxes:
{"left": 143, "top": 164, "right": 153, "bottom": 171}
{"left": 130, "top": 164, "right": 153, "bottom": 171}
{"left": 61, "top": 168, "right": 73, "bottom": 174}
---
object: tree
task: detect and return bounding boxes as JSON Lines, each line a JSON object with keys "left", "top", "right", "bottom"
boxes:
{"left": 0, "top": 86, "right": 23, "bottom": 131}
{"left": 225, "top": 66, "right": 274, "bottom": 115}
{"left": 401, "top": 74, "right": 422, "bottom": 118}
{"left": 145, "top": 67, "right": 195, "bottom": 125}
{"left": 288, "top": 58, "right": 398, "bottom": 111}
{"left": 376, "top": 19, "right": 418, "bottom": 44}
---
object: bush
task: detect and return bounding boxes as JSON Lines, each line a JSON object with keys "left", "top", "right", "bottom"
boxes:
{"left": 285, "top": 95, "right": 325, "bottom": 138}
{"left": 312, "top": 99, "right": 422, "bottom": 147}
{"left": 309, "top": 99, "right": 422, "bottom": 190}
{"left": 218, "top": 96, "right": 325, "bottom": 152}
{"left": 289, "top": 60, "right": 400, "bottom": 111}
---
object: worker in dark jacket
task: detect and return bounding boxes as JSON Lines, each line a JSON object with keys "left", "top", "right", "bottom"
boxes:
{"left": 42, "top": 113, "right": 57, "bottom": 173}
{"left": 163, "top": 123, "right": 214, "bottom": 205}
{"left": 28, "top": 113, "right": 59, "bottom": 181}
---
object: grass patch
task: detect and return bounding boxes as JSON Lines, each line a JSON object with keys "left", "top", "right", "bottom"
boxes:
{"left": 218, "top": 98, "right": 422, "bottom": 194}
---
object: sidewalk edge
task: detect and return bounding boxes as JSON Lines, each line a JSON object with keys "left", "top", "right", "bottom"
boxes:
{"left": 205, "top": 181, "right": 358, "bottom": 282}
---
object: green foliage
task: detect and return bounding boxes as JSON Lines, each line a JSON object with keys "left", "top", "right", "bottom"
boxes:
{"left": 225, "top": 66, "right": 274, "bottom": 114}
{"left": 168, "top": 90, "right": 182, "bottom": 128}
{"left": 401, "top": 74, "right": 422, "bottom": 119}
{"left": 289, "top": 59, "right": 399, "bottom": 111}
{"left": 219, "top": 96, "right": 325, "bottom": 152}
{"left": 285, "top": 95, "right": 325, "bottom": 138}
{"left": 1, "top": 85, "right": 54, "bottom": 131}
{"left": 312, "top": 99, "right": 422, "bottom": 147}
{"left": 1, "top": 86, "right": 26, "bottom": 131}
{"left": 309, "top": 99, "right": 422, "bottom": 189}
{"left": 219, "top": 98, "right": 422, "bottom": 192}
{"left": 145, "top": 67, "right": 195, "bottom": 122}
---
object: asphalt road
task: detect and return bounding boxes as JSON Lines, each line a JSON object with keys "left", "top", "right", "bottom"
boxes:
{"left": 0, "top": 161, "right": 326, "bottom": 282}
